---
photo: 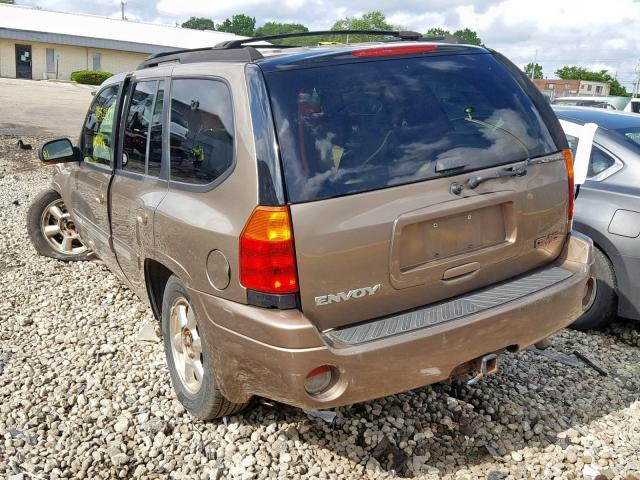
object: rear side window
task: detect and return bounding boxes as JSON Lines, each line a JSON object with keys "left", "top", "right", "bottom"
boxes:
{"left": 264, "top": 53, "right": 558, "bottom": 202}
{"left": 148, "top": 81, "right": 165, "bottom": 177}
{"left": 588, "top": 146, "right": 616, "bottom": 178}
{"left": 169, "top": 79, "right": 234, "bottom": 185}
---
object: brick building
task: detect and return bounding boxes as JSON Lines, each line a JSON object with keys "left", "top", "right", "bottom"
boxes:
{"left": 533, "top": 79, "right": 610, "bottom": 99}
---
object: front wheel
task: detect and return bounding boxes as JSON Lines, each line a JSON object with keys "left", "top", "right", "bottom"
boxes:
{"left": 570, "top": 246, "right": 617, "bottom": 331}
{"left": 161, "top": 275, "right": 248, "bottom": 419}
{"left": 26, "top": 189, "right": 90, "bottom": 261}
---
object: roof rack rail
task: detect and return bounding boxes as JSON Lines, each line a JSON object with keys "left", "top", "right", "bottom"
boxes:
{"left": 215, "top": 30, "right": 423, "bottom": 49}
{"left": 138, "top": 45, "right": 263, "bottom": 69}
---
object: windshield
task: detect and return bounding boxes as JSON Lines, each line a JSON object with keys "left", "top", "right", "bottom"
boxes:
{"left": 264, "top": 53, "right": 558, "bottom": 203}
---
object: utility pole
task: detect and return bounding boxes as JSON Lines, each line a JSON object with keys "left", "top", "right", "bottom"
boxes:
{"left": 634, "top": 62, "right": 640, "bottom": 98}
{"left": 121, "top": 0, "right": 127, "bottom": 20}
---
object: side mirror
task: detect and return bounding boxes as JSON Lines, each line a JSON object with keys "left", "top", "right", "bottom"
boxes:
{"left": 39, "top": 138, "right": 80, "bottom": 165}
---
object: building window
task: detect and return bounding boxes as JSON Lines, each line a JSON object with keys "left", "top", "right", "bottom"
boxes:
{"left": 596, "top": 86, "right": 603, "bottom": 95}
{"left": 546, "top": 83, "right": 555, "bottom": 90}
{"left": 565, "top": 84, "right": 571, "bottom": 91}
{"left": 46, "top": 48, "right": 55, "bottom": 73}
{"left": 587, "top": 84, "right": 592, "bottom": 91}
{"left": 92, "top": 53, "right": 101, "bottom": 71}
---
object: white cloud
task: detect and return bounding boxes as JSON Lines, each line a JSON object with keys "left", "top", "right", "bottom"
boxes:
{"left": 20, "top": 0, "right": 640, "bottom": 84}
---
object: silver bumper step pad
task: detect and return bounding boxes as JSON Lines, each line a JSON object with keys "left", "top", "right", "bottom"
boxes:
{"left": 325, "top": 266, "right": 573, "bottom": 346}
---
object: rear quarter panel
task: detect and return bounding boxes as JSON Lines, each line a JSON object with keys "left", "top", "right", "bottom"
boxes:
{"left": 152, "top": 63, "right": 259, "bottom": 303}
{"left": 575, "top": 179, "right": 640, "bottom": 320}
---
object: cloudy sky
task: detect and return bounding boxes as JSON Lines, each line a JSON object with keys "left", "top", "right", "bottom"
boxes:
{"left": 18, "top": 0, "right": 640, "bottom": 89}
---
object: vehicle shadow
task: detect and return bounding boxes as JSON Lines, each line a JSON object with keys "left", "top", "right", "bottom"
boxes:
{"left": 231, "top": 323, "right": 640, "bottom": 478}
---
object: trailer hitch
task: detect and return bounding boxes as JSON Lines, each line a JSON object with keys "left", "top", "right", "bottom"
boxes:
{"left": 467, "top": 353, "right": 499, "bottom": 385}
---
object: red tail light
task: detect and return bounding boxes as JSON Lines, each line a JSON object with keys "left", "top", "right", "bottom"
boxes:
{"left": 351, "top": 44, "right": 438, "bottom": 58}
{"left": 240, "top": 206, "right": 298, "bottom": 294}
{"left": 562, "top": 149, "right": 575, "bottom": 222}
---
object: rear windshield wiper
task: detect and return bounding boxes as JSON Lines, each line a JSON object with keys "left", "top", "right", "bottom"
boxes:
{"left": 463, "top": 107, "right": 531, "bottom": 189}
{"left": 467, "top": 161, "right": 528, "bottom": 189}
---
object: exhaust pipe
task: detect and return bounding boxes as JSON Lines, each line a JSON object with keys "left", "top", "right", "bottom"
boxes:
{"left": 467, "top": 353, "right": 499, "bottom": 385}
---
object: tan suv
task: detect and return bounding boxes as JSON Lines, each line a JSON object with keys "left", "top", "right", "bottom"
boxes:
{"left": 28, "top": 31, "right": 594, "bottom": 419}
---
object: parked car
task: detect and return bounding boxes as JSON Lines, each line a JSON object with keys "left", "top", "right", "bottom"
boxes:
{"left": 27, "top": 31, "right": 593, "bottom": 420}
{"left": 553, "top": 96, "right": 640, "bottom": 113}
{"left": 555, "top": 106, "right": 640, "bottom": 329}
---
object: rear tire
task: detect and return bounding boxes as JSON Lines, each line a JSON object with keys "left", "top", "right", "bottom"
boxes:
{"left": 27, "top": 189, "right": 90, "bottom": 262}
{"left": 161, "top": 275, "right": 248, "bottom": 419}
{"left": 571, "top": 246, "right": 617, "bottom": 331}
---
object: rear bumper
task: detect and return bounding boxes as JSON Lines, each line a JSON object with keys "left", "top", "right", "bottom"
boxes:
{"left": 190, "top": 232, "right": 593, "bottom": 410}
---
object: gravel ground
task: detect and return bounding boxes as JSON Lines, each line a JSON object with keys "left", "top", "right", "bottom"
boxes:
{"left": 1, "top": 135, "right": 639, "bottom": 480}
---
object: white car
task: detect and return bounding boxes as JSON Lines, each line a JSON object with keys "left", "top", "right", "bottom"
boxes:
{"left": 553, "top": 96, "right": 640, "bottom": 113}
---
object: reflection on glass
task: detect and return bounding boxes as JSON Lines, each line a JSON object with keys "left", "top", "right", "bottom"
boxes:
{"left": 122, "top": 81, "right": 156, "bottom": 175}
{"left": 169, "top": 79, "right": 234, "bottom": 185}
{"left": 42, "top": 139, "right": 73, "bottom": 160}
{"left": 265, "top": 54, "right": 557, "bottom": 202}
{"left": 82, "top": 85, "right": 119, "bottom": 167}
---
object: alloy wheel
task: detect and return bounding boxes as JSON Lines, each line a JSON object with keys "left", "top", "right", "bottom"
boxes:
{"left": 169, "top": 298, "right": 204, "bottom": 394}
{"left": 40, "top": 198, "right": 88, "bottom": 255}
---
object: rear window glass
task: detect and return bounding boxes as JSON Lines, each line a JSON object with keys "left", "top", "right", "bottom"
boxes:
{"left": 264, "top": 53, "right": 558, "bottom": 203}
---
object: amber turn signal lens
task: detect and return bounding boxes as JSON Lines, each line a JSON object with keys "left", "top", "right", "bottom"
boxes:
{"left": 562, "top": 149, "right": 575, "bottom": 222}
{"left": 239, "top": 206, "right": 298, "bottom": 294}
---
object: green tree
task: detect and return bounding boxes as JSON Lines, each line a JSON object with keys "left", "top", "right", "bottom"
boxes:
{"left": 524, "top": 62, "right": 544, "bottom": 79}
{"left": 216, "top": 14, "right": 256, "bottom": 36}
{"left": 331, "top": 11, "right": 394, "bottom": 43}
{"left": 0, "top": 0, "right": 15, "bottom": 3}
{"left": 254, "top": 22, "right": 308, "bottom": 37}
{"left": 424, "top": 27, "right": 483, "bottom": 46}
{"left": 555, "top": 66, "right": 628, "bottom": 96}
{"left": 181, "top": 17, "right": 215, "bottom": 31}
{"left": 453, "top": 28, "right": 482, "bottom": 46}
{"left": 424, "top": 27, "right": 450, "bottom": 37}
{"left": 253, "top": 22, "right": 308, "bottom": 45}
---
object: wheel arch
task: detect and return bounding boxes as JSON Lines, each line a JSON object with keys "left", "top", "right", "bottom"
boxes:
{"left": 573, "top": 222, "right": 619, "bottom": 283}
{"left": 144, "top": 259, "right": 175, "bottom": 321}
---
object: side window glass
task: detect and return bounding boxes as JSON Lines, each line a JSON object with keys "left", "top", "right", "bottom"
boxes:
{"left": 566, "top": 134, "right": 579, "bottom": 157}
{"left": 588, "top": 146, "right": 616, "bottom": 178}
{"left": 148, "top": 81, "right": 164, "bottom": 177}
{"left": 122, "top": 81, "right": 156, "bottom": 174}
{"left": 82, "top": 84, "right": 119, "bottom": 167}
{"left": 169, "top": 79, "right": 234, "bottom": 185}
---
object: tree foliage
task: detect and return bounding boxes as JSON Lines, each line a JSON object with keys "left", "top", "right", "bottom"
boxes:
{"left": 216, "top": 14, "right": 256, "bottom": 36}
{"left": 181, "top": 17, "right": 215, "bottom": 31}
{"left": 423, "top": 27, "right": 483, "bottom": 46}
{"left": 524, "top": 62, "right": 544, "bottom": 80}
{"left": 453, "top": 28, "right": 482, "bottom": 46}
{"left": 331, "top": 11, "right": 394, "bottom": 43}
{"left": 71, "top": 70, "right": 114, "bottom": 85}
{"left": 0, "top": 0, "right": 16, "bottom": 3}
{"left": 254, "top": 22, "right": 308, "bottom": 37}
{"left": 555, "top": 66, "right": 628, "bottom": 96}
{"left": 253, "top": 22, "right": 309, "bottom": 45}
{"left": 424, "top": 27, "right": 450, "bottom": 37}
